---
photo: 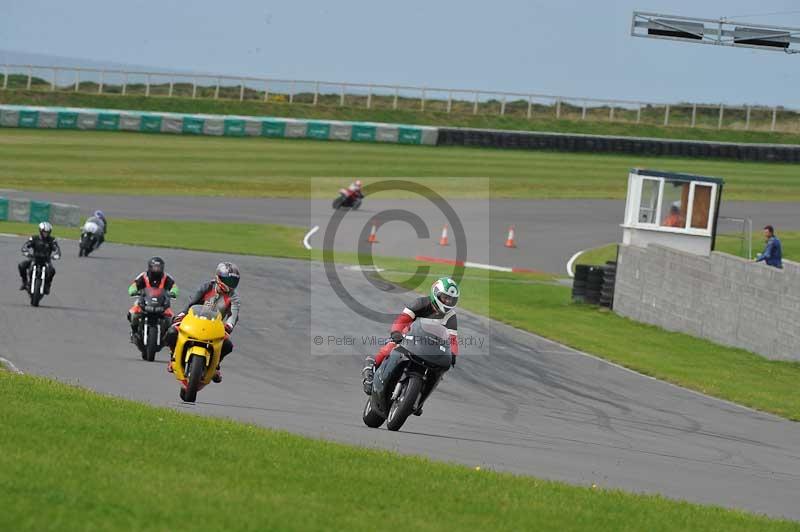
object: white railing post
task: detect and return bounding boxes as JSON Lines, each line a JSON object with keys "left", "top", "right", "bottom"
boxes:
{"left": 527, "top": 96, "right": 532, "bottom": 119}
{"left": 3, "top": 65, "right": 8, "bottom": 90}
{"left": 145, "top": 74, "right": 150, "bottom": 97}
{"left": 264, "top": 80, "right": 269, "bottom": 102}
{"left": 168, "top": 79, "right": 174, "bottom": 98}
{"left": 393, "top": 86, "right": 398, "bottom": 110}
{"left": 420, "top": 88, "right": 426, "bottom": 111}
{"left": 99, "top": 70, "right": 104, "bottom": 94}
{"left": 500, "top": 95, "right": 506, "bottom": 115}
{"left": 74, "top": 70, "right": 80, "bottom": 92}
{"left": 214, "top": 78, "right": 220, "bottom": 99}
{"left": 192, "top": 79, "right": 197, "bottom": 99}
{"left": 718, "top": 103, "right": 724, "bottom": 129}
{"left": 555, "top": 98, "right": 561, "bottom": 119}
{"left": 771, "top": 106, "right": 777, "bottom": 131}
{"left": 122, "top": 72, "right": 127, "bottom": 95}
{"left": 239, "top": 80, "right": 245, "bottom": 101}
{"left": 636, "top": 104, "right": 642, "bottom": 123}
{"left": 289, "top": 80, "right": 295, "bottom": 104}
{"left": 664, "top": 104, "right": 670, "bottom": 126}
{"left": 473, "top": 92, "right": 479, "bottom": 115}
{"left": 745, "top": 105, "right": 751, "bottom": 130}
{"left": 340, "top": 84, "right": 345, "bottom": 107}
{"left": 581, "top": 101, "right": 587, "bottom": 120}
{"left": 27, "top": 65, "right": 32, "bottom": 90}
{"left": 313, "top": 82, "right": 319, "bottom": 106}
{"left": 447, "top": 91, "right": 452, "bottom": 113}
{"left": 366, "top": 84, "right": 372, "bottom": 109}
{"left": 51, "top": 68, "right": 57, "bottom": 91}
{"left": 609, "top": 105, "right": 615, "bottom": 121}
{"left": 691, "top": 103, "right": 697, "bottom": 127}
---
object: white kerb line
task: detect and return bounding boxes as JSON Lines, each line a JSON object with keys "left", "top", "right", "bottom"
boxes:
{"left": 303, "top": 225, "right": 320, "bottom": 250}
{"left": 0, "top": 357, "right": 23, "bottom": 374}
{"left": 566, "top": 249, "right": 585, "bottom": 278}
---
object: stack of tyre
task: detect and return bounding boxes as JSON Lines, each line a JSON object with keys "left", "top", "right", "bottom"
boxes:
{"left": 599, "top": 261, "right": 616, "bottom": 308}
{"left": 571, "top": 262, "right": 617, "bottom": 308}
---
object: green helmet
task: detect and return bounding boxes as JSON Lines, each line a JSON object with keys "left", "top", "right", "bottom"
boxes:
{"left": 430, "top": 277, "right": 459, "bottom": 313}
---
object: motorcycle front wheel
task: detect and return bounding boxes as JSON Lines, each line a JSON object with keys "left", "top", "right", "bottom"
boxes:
{"left": 182, "top": 355, "right": 206, "bottom": 403}
{"left": 145, "top": 323, "right": 158, "bottom": 362}
{"left": 332, "top": 195, "right": 345, "bottom": 209}
{"left": 386, "top": 374, "right": 422, "bottom": 431}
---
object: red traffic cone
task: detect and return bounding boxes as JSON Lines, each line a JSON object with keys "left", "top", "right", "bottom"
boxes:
{"left": 504, "top": 225, "right": 517, "bottom": 248}
{"left": 367, "top": 223, "right": 378, "bottom": 244}
{"left": 439, "top": 225, "right": 449, "bottom": 246}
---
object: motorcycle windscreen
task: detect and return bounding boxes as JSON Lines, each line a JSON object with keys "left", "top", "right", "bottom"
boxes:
{"left": 190, "top": 304, "right": 221, "bottom": 321}
{"left": 401, "top": 321, "right": 452, "bottom": 368}
{"left": 142, "top": 287, "right": 169, "bottom": 313}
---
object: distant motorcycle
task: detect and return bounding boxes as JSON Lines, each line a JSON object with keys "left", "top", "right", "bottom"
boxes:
{"left": 362, "top": 321, "right": 452, "bottom": 431}
{"left": 79, "top": 221, "right": 102, "bottom": 257}
{"left": 332, "top": 188, "right": 363, "bottom": 210}
{"left": 133, "top": 287, "right": 174, "bottom": 362}
{"left": 23, "top": 251, "right": 59, "bottom": 307}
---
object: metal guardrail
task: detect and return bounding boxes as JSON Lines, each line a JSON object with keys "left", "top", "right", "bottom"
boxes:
{"left": 1, "top": 63, "right": 798, "bottom": 133}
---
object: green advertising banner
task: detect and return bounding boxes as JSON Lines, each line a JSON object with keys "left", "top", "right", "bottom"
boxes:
{"left": 261, "top": 120, "right": 287, "bottom": 137}
{"left": 306, "top": 122, "right": 331, "bottom": 140}
{"left": 140, "top": 114, "right": 162, "bottom": 132}
{"left": 398, "top": 127, "right": 423, "bottom": 145}
{"left": 96, "top": 113, "right": 121, "bottom": 130}
{"left": 223, "top": 119, "right": 246, "bottom": 137}
{"left": 351, "top": 124, "right": 377, "bottom": 142}
{"left": 57, "top": 112, "right": 79, "bottom": 129}
{"left": 0, "top": 197, "right": 8, "bottom": 221}
{"left": 18, "top": 110, "right": 39, "bottom": 128}
{"left": 29, "top": 201, "right": 51, "bottom": 224}
{"left": 182, "top": 117, "right": 204, "bottom": 134}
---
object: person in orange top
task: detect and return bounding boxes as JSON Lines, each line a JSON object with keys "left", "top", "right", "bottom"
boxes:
{"left": 663, "top": 205, "right": 685, "bottom": 228}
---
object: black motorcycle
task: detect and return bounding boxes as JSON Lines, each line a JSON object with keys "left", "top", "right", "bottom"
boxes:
{"left": 362, "top": 320, "right": 452, "bottom": 431}
{"left": 79, "top": 221, "right": 102, "bottom": 257}
{"left": 332, "top": 188, "right": 362, "bottom": 210}
{"left": 24, "top": 252, "right": 59, "bottom": 307}
{"left": 133, "top": 287, "right": 173, "bottom": 362}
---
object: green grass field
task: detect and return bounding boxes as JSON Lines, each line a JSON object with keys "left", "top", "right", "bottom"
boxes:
{"left": 4, "top": 219, "right": 800, "bottom": 420}
{"left": 1, "top": 128, "right": 799, "bottom": 201}
{"left": 2, "top": 371, "right": 797, "bottom": 532}
{"left": 5, "top": 89, "right": 800, "bottom": 144}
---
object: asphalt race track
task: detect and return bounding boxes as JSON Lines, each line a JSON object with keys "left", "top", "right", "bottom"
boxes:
{"left": 3, "top": 234, "right": 800, "bottom": 520}
{"left": 4, "top": 190, "right": 798, "bottom": 273}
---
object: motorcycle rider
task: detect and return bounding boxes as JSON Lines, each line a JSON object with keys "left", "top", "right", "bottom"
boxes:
{"left": 18, "top": 222, "right": 61, "bottom": 294}
{"left": 346, "top": 179, "right": 364, "bottom": 203}
{"left": 127, "top": 257, "right": 179, "bottom": 343}
{"left": 362, "top": 277, "right": 460, "bottom": 395}
{"left": 164, "top": 262, "right": 240, "bottom": 383}
{"left": 89, "top": 210, "right": 107, "bottom": 247}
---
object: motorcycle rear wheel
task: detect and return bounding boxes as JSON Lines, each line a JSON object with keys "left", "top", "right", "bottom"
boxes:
{"left": 362, "top": 396, "right": 385, "bottom": 428}
{"left": 386, "top": 374, "right": 422, "bottom": 431}
{"left": 182, "top": 355, "right": 205, "bottom": 403}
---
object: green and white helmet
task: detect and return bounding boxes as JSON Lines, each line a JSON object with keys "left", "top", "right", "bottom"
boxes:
{"left": 430, "top": 277, "right": 460, "bottom": 313}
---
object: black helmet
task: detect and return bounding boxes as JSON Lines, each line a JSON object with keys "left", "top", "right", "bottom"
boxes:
{"left": 147, "top": 256, "right": 165, "bottom": 283}
{"left": 215, "top": 262, "right": 240, "bottom": 293}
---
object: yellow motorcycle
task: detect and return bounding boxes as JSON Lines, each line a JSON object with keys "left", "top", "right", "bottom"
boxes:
{"left": 171, "top": 304, "right": 226, "bottom": 402}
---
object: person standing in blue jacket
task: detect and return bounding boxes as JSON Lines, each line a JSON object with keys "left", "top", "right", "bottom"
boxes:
{"left": 756, "top": 225, "right": 783, "bottom": 269}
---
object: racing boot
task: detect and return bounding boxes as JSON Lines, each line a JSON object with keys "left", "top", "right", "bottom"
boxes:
{"left": 167, "top": 357, "right": 174, "bottom": 373}
{"left": 361, "top": 357, "right": 375, "bottom": 395}
{"left": 19, "top": 280, "right": 27, "bottom": 290}
{"left": 212, "top": 366, "right": 222, "bottom": 383}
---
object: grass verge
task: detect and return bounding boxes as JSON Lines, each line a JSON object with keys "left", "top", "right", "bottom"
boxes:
{"left": 2, "top": 371, "right": 797, "bottom": 532}
{"left": 5, "top": 89, "right": 800, "bottom": 145}
{"left": 3, "top": 220, "right": 800, "bottom": 420}
{"left": 2, "top": 128, "right": 800, "bottom": 200}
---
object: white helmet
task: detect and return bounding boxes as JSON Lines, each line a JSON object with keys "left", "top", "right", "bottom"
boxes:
{"left": 38, "top": 221, "right": 53, "bottom": 238}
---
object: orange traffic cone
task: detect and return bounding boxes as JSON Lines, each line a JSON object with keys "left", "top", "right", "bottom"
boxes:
{"left": 367, "top": 223, "right": 379, "bottom": 244}
{"left": 439, "top": 225, "right": 449, "bottom": 246}
{"left": 504, "top": 225, "right": 517, "bottom": 248}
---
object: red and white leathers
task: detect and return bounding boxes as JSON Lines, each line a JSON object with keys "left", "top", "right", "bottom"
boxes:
{"left": 374, "top": 296, "right": 458, "bottom": 367}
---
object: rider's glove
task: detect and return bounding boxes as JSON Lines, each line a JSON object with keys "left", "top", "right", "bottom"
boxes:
{"left": 127, "top": 284, "right": 138, "bottom": 297}
{"left": 169, "top": 286, "right": 179, "bottom": 299}
{"left": 451, "top": 354, "right": 457, "bottom": 368}
{"left": 390, "top": 331, "right": 404, "bottom": 344}
{"left": 173, "top": 312, "right": 185, "bottom": 324}
{"left": 224, "top": 323, "right": 233, "bottom": 334}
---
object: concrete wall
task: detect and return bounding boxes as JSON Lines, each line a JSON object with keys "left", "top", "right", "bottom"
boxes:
{"left": 614, "top": 243, "right": 800, "bottom": 360}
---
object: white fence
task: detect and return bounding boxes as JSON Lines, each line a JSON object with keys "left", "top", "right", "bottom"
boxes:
{"left": 2, "top": 63, "right": 799, "bottom": 133}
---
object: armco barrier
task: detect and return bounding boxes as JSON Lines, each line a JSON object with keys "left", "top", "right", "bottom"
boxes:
{"left": 0, "top": 105, "right": 439, "bottom": 146}
{"left": 437, "top": 128, "right": 800, "bottom": 162}
{"left": 0, "top": 197, "right": 80, "bottom": 227}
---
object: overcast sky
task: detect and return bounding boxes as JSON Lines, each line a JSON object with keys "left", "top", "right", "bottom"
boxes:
{"left": 2, "top": 0, "right": 799, "bottom": 105}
